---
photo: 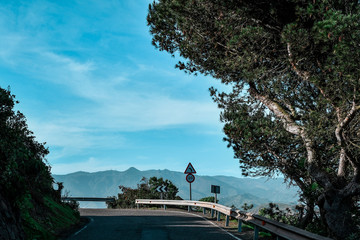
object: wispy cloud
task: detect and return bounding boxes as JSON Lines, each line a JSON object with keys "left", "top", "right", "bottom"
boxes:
{"left": 0, "top": 0, "right": 240, "bottom": 176}
{"left": 6, "top": 49, "right": 221, "bottom": 130}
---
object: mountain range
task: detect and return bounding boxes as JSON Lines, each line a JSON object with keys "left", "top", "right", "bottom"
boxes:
{"left": 53, "top": 167, "right": 299, "bottom": 209}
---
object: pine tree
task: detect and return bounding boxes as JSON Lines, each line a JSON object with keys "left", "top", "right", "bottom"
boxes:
{"left": 147, "top": 1, "right": 360, "bottom": 238}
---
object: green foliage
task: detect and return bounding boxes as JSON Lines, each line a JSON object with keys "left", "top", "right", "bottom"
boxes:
{"left": 108, "top": 177, "right": 180, "bottom": 208}
{"left": 198, "top": 196, "right": 218, "bottom": 203}
{"left": 44, "top": 196, "right": 80, "bottom": 232}
{"left": 0, "top": 87, "right": 80, "bottom": 239}
{"left": 259, "top": 203, "right": 298, "bottom": 226}
{"left": 147, "top": 1, "right": 360, "bottom": 238}
{"left": 149, "top": 176, "right": 179, "bottom": 200}
{"left": 19, "top": 193, "right": 50, "bottom": 240}
{"left": 0, "top": 87, "right": 53, "bottom": 200}
{"left": 259, "top": 232, "right": 272, "bottom": 237}
{"left": 241, "top": 223, "right": 254, "bottom": 231}
{"left": 18, "top": 194, "right": 80, "bottom": 240}
{"left": 241, "top": 203, "right": 254, "bottom": 211}
{"left": 345, "top": 233, "right": 360, "bottom": 240}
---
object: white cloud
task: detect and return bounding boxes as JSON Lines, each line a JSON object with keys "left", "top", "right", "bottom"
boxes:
{"left": 0, "top": 0, "right": 230, "bottom": 175}
{"left": 10, "top": 48, "right": 222, "bottom": 164}
{"left": 9, "top": 49, "right": 221, "bottom": 130}
{"left": 27, "top": 119, "right": 127, "bottom": 160}
{"left": 45, "top": 52, "right": 95, "bottom": 73}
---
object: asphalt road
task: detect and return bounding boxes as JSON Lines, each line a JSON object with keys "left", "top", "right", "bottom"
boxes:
{"left": 67, "top": 208, "right": 242, "bottom": 240}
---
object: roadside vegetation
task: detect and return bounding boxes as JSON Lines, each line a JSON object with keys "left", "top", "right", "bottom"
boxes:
{"left": 198, "top": 196, "right": 218, "bottom": 203}
{"left": 0, "top": 87, "right": 80, "bottom": 239}
{"left": 147, "top": 0, "right": 360, "bottom": 239}
{"left": 107, "top": 177, "right": 181, "bottom": 208}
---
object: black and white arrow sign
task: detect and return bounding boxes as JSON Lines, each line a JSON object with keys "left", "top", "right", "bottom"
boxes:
{"left": 156, "top": 185, "right": 168, "bottom": 193}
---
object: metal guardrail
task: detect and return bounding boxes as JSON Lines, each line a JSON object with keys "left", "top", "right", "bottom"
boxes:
{"left": 62, "top": 197, "right": 116, "bottom": 202}
{"left": 135, "top": 199, "right": 332, "bottom": 240}
{"left": 237, "top": 212, "right": 332, "bottom": 240}
{"left": 136, "top": 199, "right": 232, "bottom": 215}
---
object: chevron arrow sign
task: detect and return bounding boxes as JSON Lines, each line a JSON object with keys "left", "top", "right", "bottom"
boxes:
{"left": 156, "top": 185, "right": 168, "bottom": 193}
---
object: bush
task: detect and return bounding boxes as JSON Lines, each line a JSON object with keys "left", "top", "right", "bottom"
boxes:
{"left": 108, "top": 177, "right": 180, "bottom": 208}
{"left": 0, "top": 87, "right": 80, "bottom": 239}
{"left": 199, "top": 196, "right": 218, "bottom": 203}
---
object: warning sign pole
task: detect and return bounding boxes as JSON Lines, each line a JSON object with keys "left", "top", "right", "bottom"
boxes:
{"left": 184, "top": 163, "right": 196, "bottom": 201}
{"left": 189, "top": 182, "right": 192, "bottom": 200}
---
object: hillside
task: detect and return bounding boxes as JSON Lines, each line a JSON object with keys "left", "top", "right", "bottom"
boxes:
{"left": 53, "top": 167, "right": 299, "bottom": 209}
{"left": 0, "top": 87, "right": 80, "bottom": 239}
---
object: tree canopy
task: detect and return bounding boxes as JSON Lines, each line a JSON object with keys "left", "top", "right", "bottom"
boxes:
{"left": 0, "top": 87, "right": 52, "bottom": 200}
{"left": 108, "top": 177, "right": 180, "bottom": 208}
{"left": 0, "top": 87, "right": 79, "bottom": 239}
{"left": 147, "top": 0, "right": 360, "bottom": 238}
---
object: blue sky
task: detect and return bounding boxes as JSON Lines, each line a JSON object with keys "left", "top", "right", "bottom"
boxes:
{"left": 0, "top": 0, "right": 241, "bottom": 177}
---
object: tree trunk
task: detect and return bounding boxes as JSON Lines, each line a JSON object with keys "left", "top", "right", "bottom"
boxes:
{"left": 298, "top": 202, "right": 315, "bottom": 229}
{"left": 320, "top": 191, "right": 357, "bottom": 239}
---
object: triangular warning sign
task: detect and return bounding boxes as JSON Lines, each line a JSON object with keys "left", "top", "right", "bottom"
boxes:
{"left": 184, "top": 162, "right": 196, "bottom": 174}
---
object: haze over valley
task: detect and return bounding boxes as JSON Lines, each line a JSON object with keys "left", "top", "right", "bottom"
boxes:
{"left": 53, "top": 167, "right": 299, "bottom": 209}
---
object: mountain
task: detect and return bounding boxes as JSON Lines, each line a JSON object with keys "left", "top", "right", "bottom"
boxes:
{"left": 53, "top": 167, "right": 299, "bottom": 209}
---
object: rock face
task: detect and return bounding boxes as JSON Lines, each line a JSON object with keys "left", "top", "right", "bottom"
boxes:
{"left": 0, "top": 192, "right": 25, "bottom": 240}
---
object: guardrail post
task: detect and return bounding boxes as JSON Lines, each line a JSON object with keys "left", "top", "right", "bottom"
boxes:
{"left": 164, "top": 205, "right": 167, "bottom": 210}
{"left": 203, "top": 208, "right": 206, "bottom": 215}
{"left": 134, "top": 199, "right": 334, "bottom": 240}
{"left": 253, "top": 225, "right": 259, "bottom": 240}
{"left": 237, "top": 220, "right": 242, "bottom": 232}
{"left": 225, "top": 215, "right": 229, "bottom": 227}
{"left": 217, "top": 211, "right": 221, "bottom": 221}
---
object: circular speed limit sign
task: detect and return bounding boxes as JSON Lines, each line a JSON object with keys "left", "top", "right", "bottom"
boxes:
{"left": 186, "top": 173, "right": 195, "bottom": 183}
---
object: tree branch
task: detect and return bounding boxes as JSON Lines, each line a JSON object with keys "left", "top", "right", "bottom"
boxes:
{"left": 248, "top": 82, "right": 333, "bottom": 189}
{"left": 287, "top": 42, "right": 360, "bottom": 183}
{"left": 335, "top": 100, "right": 360, "bottom": 177}
{"left": 287, "top": 43, "right": 310, "bottom": 81}
{"left": 248, "top": 82, "right": 302, "bottom": 135}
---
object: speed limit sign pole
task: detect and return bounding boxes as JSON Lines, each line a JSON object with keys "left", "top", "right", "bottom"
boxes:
{"left": 184, "top": 163, "right": 196, "bottom": 200}
{"left": 186, "top": 173, "right": 195, "bottom": 200}
{"left": 189, "top": 181, "right": 192, "bottom": 200}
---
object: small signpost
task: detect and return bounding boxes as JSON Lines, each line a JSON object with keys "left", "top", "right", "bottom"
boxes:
{"left": 184, "top": 163, "right": 196, "bottom": 200}
{"left": 155, "top": 185, "right": 168, "bottom": 193}
{"left": 211, "top": 185, "right": 220, "bottom": 218}
{"left": 211, "top": 185, "right": 220, "bottom": 203}
{"left": 156, "top": 185, "right": 168, "bottom": 200}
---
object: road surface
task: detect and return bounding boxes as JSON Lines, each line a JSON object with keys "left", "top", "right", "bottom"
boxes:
{"left": 67, "top": 208, "right": 242, "bottom": 240}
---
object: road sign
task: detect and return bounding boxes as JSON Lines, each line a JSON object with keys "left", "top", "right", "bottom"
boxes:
{"left": 186, "top": 173, "right": 195, "bottom": 183}
{"left": 184, "top": 163, "right": 196, "bottom": 201}
{"left": 184, "top": 162, "right": 196, "bottom": 174}
{"left": 211, "top": 185, "right": 220, "bottom": 194}
{"left": 155, "top": 185, "right": 168, "bottom": 193}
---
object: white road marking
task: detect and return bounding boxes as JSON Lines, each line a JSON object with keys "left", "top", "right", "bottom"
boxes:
{"left": 167, "top": 210, "right": 243, "bottom": 240}
{"left": 75, "top": 209, "right": 243, "bottom": 239}
{"left": 73, "top": 217, "right": 94, "bottom": 236}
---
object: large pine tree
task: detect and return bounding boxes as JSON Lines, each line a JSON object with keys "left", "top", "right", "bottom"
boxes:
{"left": 147, "top": 0, "right": 360, "bottom": 238}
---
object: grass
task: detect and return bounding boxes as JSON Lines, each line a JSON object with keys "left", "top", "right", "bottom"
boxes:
{"left": 44, "top": 195, "right": 80, "bottom": 233}
{"left": 19, "top": 193, "right": 80, "bottom": 240}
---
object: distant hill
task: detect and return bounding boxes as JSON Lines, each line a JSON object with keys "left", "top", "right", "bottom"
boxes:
{"left": 53, "top": 167, "right": 299, "bottom": 209}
